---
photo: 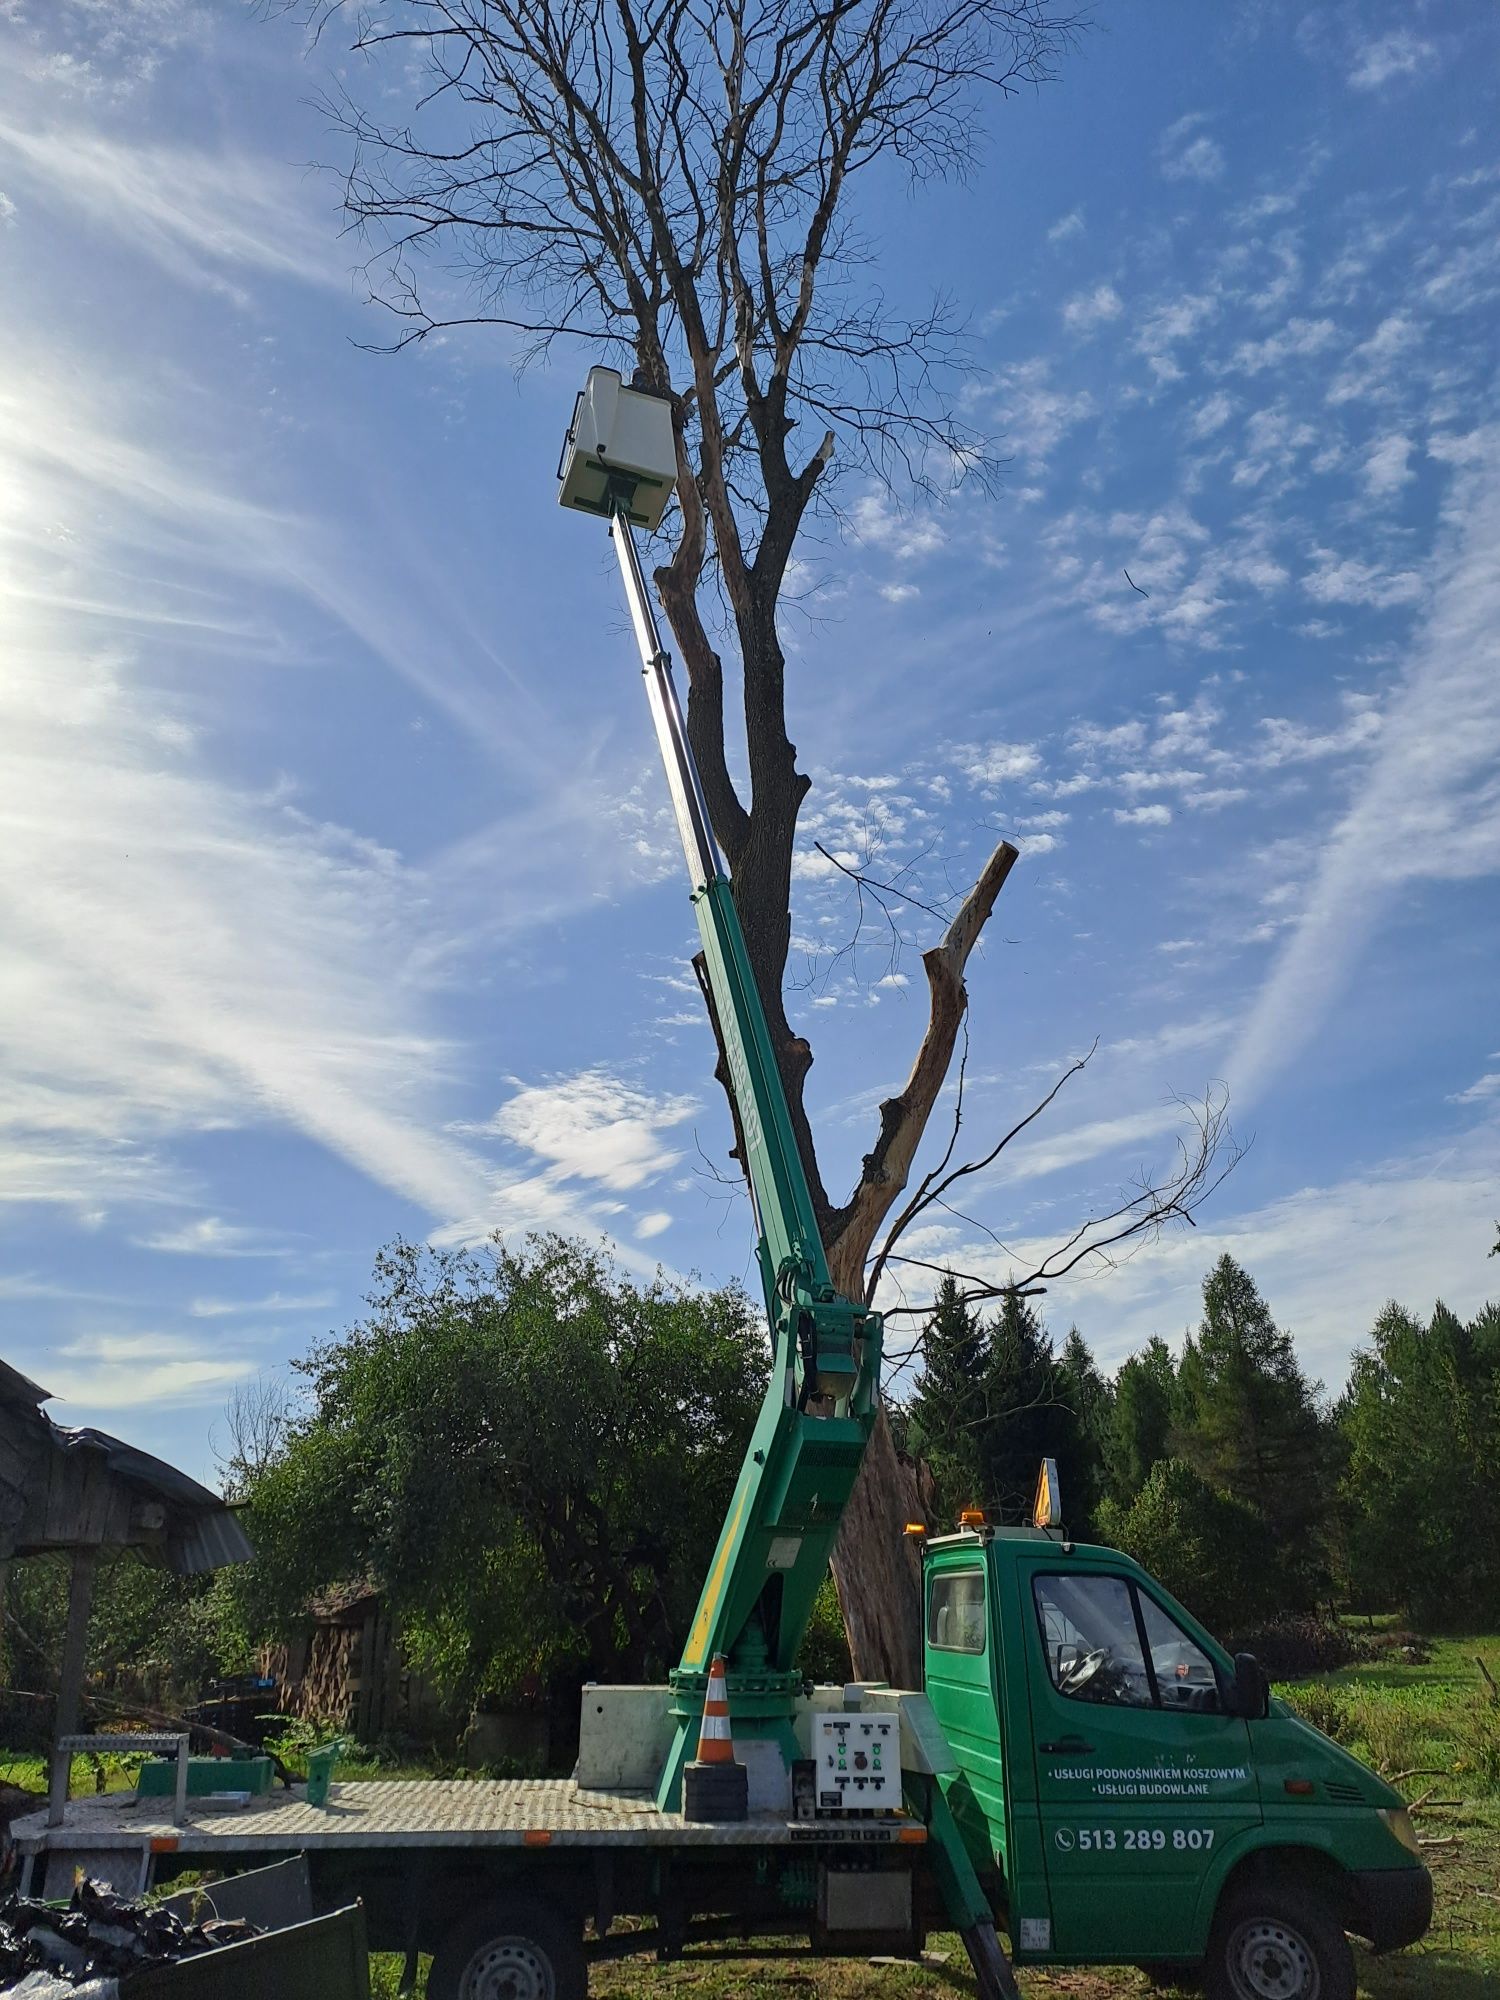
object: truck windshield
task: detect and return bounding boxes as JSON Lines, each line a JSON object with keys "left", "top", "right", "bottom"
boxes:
{"left": 1032, "top": 1574, "right": 1223, "bottom": 1713}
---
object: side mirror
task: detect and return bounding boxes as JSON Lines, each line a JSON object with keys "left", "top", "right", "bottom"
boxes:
{"left": 1225, "top": 1651, "right": 1269, "bottom": 1719}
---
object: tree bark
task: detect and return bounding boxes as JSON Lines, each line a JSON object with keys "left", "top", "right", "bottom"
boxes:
{"left": 828, "top": 1409, "right": 936, "bottom": 1687}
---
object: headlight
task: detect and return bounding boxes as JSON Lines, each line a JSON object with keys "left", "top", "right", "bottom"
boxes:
{"left": 1377, "top": 1807, "right": 1422, "bottom": 1858}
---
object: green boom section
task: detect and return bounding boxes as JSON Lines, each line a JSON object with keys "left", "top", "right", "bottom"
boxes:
{"left": 654, "top": 874, "right": 882, "bottom": 1807}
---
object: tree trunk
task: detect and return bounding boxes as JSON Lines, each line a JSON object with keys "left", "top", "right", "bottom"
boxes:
{"left": 829, "top": 1409, "right": 936, "bottom": 1687}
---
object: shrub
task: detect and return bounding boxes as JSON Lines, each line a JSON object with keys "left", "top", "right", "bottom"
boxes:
{"left": 1281, "top": 1684, "right": 1353, "bottom": 1744}
{"left": 1229, "top": 1615, "right": 1372, "bottom": 1680}
{"left": 1451, "top": 1694, "right": 1500, "bottom": 1788}
{"left": 1343, "top": 1694, "right": 1436, "bottom": 1779}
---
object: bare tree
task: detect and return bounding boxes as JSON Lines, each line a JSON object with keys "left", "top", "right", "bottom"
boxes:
{"left": 213, "top": 1371, "right": 299, "bottom": 1498}
{"left": 279, "top": 0, "right": 1232, "bottom": 1681}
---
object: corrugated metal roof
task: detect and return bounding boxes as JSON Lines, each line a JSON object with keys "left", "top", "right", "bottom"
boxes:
{"left": 0, "top": 1377, "right": 253, "bottom": 1572}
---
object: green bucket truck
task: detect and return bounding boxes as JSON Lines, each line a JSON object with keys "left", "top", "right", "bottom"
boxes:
{"left": 921, "top": 1476, "right": 1432, "bottom": 1995}
{"left": 11, "top": 370, "right": 1433, "bottom": 2000}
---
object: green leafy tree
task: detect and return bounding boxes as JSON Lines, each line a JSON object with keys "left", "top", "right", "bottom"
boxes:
{"left": 1097, "top": 1458, "right": 1281, "bottom": 1639}
{"left": 1106, "top": 1337, "right": 1177, "bottom": 1505}
{"left": 227, "top": 1236, "right": 767, "bottom": 1719}
{"left": 1340, "top": 1298, "right": 1500, "bottom": 1626}
{"left": 1173, "top": 1255, "right": 1327, "bottom": 1601}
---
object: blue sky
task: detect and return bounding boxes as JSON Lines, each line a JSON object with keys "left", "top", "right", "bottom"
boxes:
{"left": 0, "top": 1, "right": 1496, "bottom": 1481}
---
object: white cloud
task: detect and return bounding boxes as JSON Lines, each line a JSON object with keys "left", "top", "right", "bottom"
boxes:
{"left": 1048, "top": 208, "right": 1085, "bottom": 244}
{"left": 1258, "top": 694, "right": 1383, "bottom": 767}
{"left": 1326, "top": 313, "right": 1421, "bottom": 406}
{"left": 1139, "top": 293, "right": 1219, "bottom": 352}
{"left": 1301, "top": 551, "right": 1423, "bottom": 609}
{"left": 1363, "top": 432, "right": 1414, "bottom": 498}
{"left": 879, "top": 582, "right": 920, "bottom": 604}
{"left": 1071, "top": 719, "right": 1148, "bottom": 758}
{"left": 1348, "top": 31, "right": 1437, "bottom": 93}
{"left": 635, "top": 1211, "right": 673, "bottom": 1240}
{"left": 1160, "top": 115, "right": 1225, "bottom": 184}
{"left": 0, "top": 191, "right": 15, "bottom": 226}
{"left": 1232, "top": 441, "right": 1500, "bottom": 1100}
{"left": 957, "top": 741, "right": 1042, "bottom": 787}
{"left": 188, "top": 1290, "right": 335, "bottom": 1318}
{"left": 1062, "top": 283, "right": 1123, "bottom": 333}
{"left": 1226, "top": 318, "right": 1338, "bottom": 376}
{"left": 1448, "top": 1072, "right": 1500, "bottom": 1106}
{"left": 851, "top": 494, "right": 944, "bottom": 561}
{"left": 489, "top": 1069, "right": 695, "bottom": 1192}
{"left": 1188, "top": 391, "right": 1235, "bottom": 439}
{"left": 989, "top": 359, "right": 1095, "bottom": 469}
{"left": 1184, "top": 787, "right": 1248, "bottom": 812}
{"left": 138, "top": 1218, "right": 284, "bottom": 1258}
{"left": 1113, "top": 804, "right": 1172, "bottom": 827}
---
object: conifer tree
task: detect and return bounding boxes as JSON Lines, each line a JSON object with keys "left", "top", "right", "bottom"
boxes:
{"left": 1340, "top": 1298, "right": 1500, "bottom": 1624}
{"left": 905, "top": 1278, "right": 990, "bottom": 1519}
{"left": 1173, "top": 1255, "right": 1327, "bottom": 1600}
{"left": 1106, "top": 1336, "right": 1177, "bottom": 1505}
{"left": 1057, "top": 1328, "right": 1111, "bottom": 1529}
{"left": 976, "top": 1292, "right": 1061, "bottom": 1522}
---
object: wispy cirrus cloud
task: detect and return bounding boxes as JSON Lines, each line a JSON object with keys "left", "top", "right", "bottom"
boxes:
{"left": 1232, "top": 438, "right": 1500, "bottom": 1101}
{"left": 0, "top": 354, "right": 669, "bottom": 1248}
{"left": 45, "top": 1330, "right": 258, "bottom": 1412}
{"left": 0, "top": 114, "right": 341, "bottom": 297}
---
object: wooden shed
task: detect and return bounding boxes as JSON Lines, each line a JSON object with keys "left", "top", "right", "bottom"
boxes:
{"left": 264, "top": 1582, "right": 448, "bottom": 1743}
{"left": 0, "top": 1357, "right": 252, "bottom": 1755}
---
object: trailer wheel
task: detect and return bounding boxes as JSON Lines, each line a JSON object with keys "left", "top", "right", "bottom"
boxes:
{"left": 428, "top": 1897, "right": 587, "bottom": 2000}
{"left": 1205, "top": 1881, "right": 1354, "bottom": 2000}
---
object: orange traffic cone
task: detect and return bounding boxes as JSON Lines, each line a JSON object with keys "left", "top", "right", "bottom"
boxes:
{"left": 681, "top": 1653, "right": 749, "bottom": 1822}
{"left": 696, "top": 1654, "right": 735, "bottom": 1763}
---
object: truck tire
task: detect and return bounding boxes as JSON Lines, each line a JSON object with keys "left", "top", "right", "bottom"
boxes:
{"left": 428, "top": 1896, "right": 587, "bottom": 2000}
{"left": 1205, "top": 1882, "right": 1354, "bottom": 2000}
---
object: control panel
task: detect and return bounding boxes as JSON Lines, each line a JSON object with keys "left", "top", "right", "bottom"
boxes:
{"left": 813, "top": 1713, "right": 901, "bottom": 1811}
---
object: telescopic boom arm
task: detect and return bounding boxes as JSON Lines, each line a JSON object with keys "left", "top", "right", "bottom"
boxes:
{"left": 607, "top": 497, "right": 882, "bottom": 1802}
{"left": 560, "top": 372, "right": 1019, "bottom": 2000}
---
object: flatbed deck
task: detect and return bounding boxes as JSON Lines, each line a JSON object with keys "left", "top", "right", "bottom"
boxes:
{"left": 10, "top": 1777, "right": 926, "bottom": 1862}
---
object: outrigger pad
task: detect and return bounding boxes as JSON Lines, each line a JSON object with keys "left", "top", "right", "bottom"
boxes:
{"left": 681, "top": 1760, "right": 749, "bottom": 1823}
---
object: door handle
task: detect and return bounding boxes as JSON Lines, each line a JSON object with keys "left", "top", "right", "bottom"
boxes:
{"left": 1039, "top": 1738, "right": 1094, "bottom": 1754}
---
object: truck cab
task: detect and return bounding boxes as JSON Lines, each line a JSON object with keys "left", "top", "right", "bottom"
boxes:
{"left": 922, "top": 1507, "right": 1432, "bottom": 1998}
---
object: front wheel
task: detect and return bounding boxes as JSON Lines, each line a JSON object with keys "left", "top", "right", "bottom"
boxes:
{"left": 427, "top": 1896, "right": 587, "bottom": 2000}
{"left": 1206, "top": 1883, "right": 1354, "bottom": 2000}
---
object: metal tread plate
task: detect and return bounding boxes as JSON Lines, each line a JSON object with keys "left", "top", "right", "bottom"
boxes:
{"left": 11, "top": 1779, "right": 925, "bottom": 1855}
